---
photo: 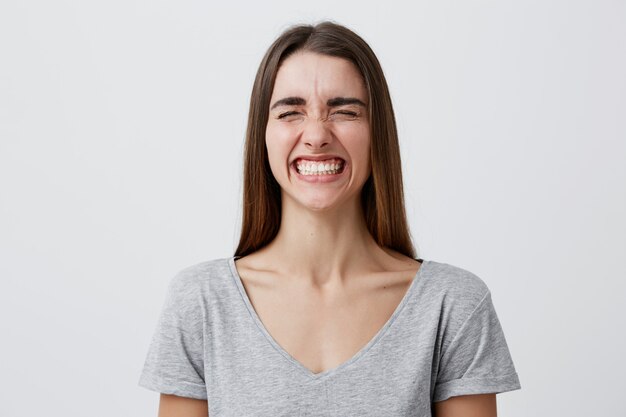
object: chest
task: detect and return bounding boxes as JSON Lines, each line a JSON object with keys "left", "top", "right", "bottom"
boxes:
{"left": 239, "top": 274, "right": 414, "bottom": 375}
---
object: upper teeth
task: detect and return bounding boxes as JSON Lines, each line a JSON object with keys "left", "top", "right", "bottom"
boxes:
{"left": 296, "top": 158, "right": 344, "bottom": 174}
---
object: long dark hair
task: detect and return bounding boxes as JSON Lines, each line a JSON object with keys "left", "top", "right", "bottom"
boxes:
{"left": 235, "top": 21, "right": 417, "bottom": 260}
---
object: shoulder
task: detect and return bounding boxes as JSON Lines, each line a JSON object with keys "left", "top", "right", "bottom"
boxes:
{"left": 419, "top": 259, "right": 492, "bottom": 316}
{"left": 423, "top": 260, "right": 490, "bottom": 296}
{"left": 425, "top": 260, "right": 489, "bottom": 294}
{"left": 164, "top": 257, "right": 232, "bottom": 301}
{"left": 416, "top": 260, "right": 499, "bottom": 356}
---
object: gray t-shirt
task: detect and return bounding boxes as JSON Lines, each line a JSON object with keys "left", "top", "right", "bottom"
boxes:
{"left": 139, "top": 257, "right": 521, "bottom": 416}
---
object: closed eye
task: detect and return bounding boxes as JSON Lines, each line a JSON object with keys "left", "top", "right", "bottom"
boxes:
{"left": 276, "top": 110, "right": 359, "bottom": 120}
{"left": 331, "top": 110, "right": 359, "bottom": 120}
{"left": 277, "top": 111, "right": 301, "bottom": 119}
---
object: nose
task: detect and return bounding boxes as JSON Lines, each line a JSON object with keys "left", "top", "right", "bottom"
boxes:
{"left": 302, "top": 117, "right": 331, "bottom": 149}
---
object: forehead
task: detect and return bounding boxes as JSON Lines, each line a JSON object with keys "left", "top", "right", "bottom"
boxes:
{"left": 271, "top": 51, "right": 367, "bottom": 101}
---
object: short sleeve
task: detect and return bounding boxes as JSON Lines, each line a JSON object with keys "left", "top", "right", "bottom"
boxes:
{"left": 433, "top": 290, "right": 521, "bottom": 402}
{"left": 138, "top": 269, "right": 208, "bottom": 400}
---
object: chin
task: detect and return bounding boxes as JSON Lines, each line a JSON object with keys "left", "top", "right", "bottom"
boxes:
{"left": 282, "top": 189, "right": 356, "bottom": 213}
{"left": 301, "top": 200, "right": 337, "bottom": 212}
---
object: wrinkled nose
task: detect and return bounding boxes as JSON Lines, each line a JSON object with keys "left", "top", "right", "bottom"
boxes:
{"left": 302, "top": 118, "right": 332, "bottom": 149}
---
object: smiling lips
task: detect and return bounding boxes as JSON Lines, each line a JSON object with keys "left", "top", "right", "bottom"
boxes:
{"left": 295, "top": 158, "right": 345, "bottom": 176}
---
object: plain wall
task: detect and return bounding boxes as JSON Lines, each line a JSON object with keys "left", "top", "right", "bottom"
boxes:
{"left": 1, "top": 1, "right": 624, "bottom": 416}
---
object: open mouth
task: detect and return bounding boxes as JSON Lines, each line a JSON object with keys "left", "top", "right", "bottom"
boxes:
{"left": 293, "top": 158, "right": 346, "bottom": 176}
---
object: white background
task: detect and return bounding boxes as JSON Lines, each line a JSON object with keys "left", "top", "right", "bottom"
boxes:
{"left": 1, "top": 1, "right": 625, "bottom": 416}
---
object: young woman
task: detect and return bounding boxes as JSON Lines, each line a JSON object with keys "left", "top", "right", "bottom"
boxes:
{"left": 139, "top": 21, "right": 521, "bottom": 417}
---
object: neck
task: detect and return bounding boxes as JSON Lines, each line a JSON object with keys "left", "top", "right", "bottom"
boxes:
{"left": 261, "top": 193, "right": 391, "bottom": 287}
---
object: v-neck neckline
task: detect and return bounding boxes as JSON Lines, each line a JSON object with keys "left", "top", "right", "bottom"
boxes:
{"left": 228, "top": 256, "right": 429, "bottom": 381}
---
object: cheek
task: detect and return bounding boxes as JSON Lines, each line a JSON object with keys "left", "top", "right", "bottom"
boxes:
{"left": 339, "top": 125, "right": 371, "bottom": 168}
{"left": 358, "top": 145, "right": 372, "bottom": 176}
{"left": 265, "top": 124, "right": 294, "bottom": 173}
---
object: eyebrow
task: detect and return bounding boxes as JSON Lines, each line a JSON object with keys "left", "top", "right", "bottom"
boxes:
{"left": 270, "top": 96, "right": 367, "bottom": 110}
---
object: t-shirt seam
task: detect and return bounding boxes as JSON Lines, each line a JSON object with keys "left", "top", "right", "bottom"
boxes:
{"left": 140, "top": 369, "right": 207, "bottom": 388}
{"left": 435, "top": 371, "right": 519, "bottom": 385}
{"left": 438, "top": 289, "right": 491, "bottom": 365}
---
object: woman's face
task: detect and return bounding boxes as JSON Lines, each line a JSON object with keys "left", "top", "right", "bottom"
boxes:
{"left": 265, "top": 51, "right": 371, "bottom": 212}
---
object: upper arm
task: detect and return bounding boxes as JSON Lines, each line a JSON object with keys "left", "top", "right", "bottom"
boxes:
{"left": 139, "top": 269, "right": 208, "bottom": 401}
{"left": 433, "top": 287, "right": 521, "bottom": 402}
{"left": 158, "top": 394, "right": 208, "bottom": 417}
{"left": 433, "top": 393, "right": 497, "bottom": 417}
